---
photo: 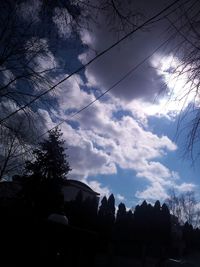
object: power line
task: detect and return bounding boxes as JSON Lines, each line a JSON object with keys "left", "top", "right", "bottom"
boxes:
{"left": 0, "top": 31, "right": 183, "bottom": 168}
{"left": 32, "top": 0, "right": 199, "bottom": 139}
{"left": 0, "top": 0, "right": 196, "bottom": 168}
{"left": 0, "top": 0, "right": 183, "bottom": 124}
{"left": 1, "top": 0, "right": 197, "bottom": 175}
{"left": 48, "top": 39, "right": 175, "bottom": 130}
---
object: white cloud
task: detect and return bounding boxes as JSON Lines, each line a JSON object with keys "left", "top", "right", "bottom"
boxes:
{"left": 53, "top": 7, "right": 72, "bottom": 39}
{"left": 28, "top": 38, "right": 58, "bottom": 74}
{"left": 64, "top": 105, "right": 177, "bottom": 184}
{"left": 76, "top": 2, "right": 198, "bottom": 123}
{"left": 85, "top": 180, "right": 110, "bottom": 198}
{"left": 43, "top": 75, "right": 180, "bottom": 198}
{"left": 5, "top": 67, "right": 181, "bottom": 200}
{"left": 136, "top": 161, "right": 175, "bottom": 185}
{"left": 149, "top": 53, "right": 200, "bottom": 118}
{"left": 3, "top": 0, "right": 192, "bottom": 198}
{"left": 77, "top": 0, "right": 171, "bottom": 105}
{"left": 53, "top": 74, "right": 94, "bottom": 111}
{"left": 135, "top": 182, "right": 169, "bottom": 201}
{"left": 175, "top": 182, "right": 196, "bottom": 193}
{"left": 135, "top": 178, "right": 197, "bottom": 202}
{"left": 116, "top": 194, "right": 125, "bottom": 201}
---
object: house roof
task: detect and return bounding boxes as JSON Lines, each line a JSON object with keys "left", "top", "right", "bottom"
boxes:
{"left": 63, "top": 179, "right": 100, "bottom": 196}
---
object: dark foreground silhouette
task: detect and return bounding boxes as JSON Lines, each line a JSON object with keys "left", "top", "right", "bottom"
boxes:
{"left": 1, "top": 185, "right": 200, "bottom": 267}
{"left": 0, "top": 129, "right": 200, "bottom": 266}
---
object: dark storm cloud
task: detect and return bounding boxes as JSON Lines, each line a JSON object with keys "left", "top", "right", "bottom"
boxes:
{"left": 78, "top": 0, "right": 193, "bottom": 103}
{"left": 80, "top": 33, "right": 167, "bottom": 102}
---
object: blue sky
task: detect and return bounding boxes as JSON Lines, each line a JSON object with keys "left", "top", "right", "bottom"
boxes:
{"left": 55, "top": 2, "right": 200, "bottom": 207}
{"left": 1, "top": 0, "right": 200, "bottom": 208}
{"left": 37, "top": 0, "right": 200, "bottom": 206}
{"left": 85, "top": 114, "right": 200, "bottom": 208}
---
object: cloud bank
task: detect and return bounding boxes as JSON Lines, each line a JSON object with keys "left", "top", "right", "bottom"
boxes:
{"left": 0, "top": 0, "right": 197, "bottom": 202}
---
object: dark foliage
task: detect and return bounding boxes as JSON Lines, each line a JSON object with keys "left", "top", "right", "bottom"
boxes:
{"left": 26, "top": 127, "right": 71, "bottom": 181}
{"left": 0, "top": 129, "right": 200, "bottom": 265}
{"left": 98, "top": 194, "right": 115, "bottom": 237}
{"left": 20, "top": 128, "right": 71, "bottom": 218}
{"left": 64, "top": 191, "right": 98, "bottom": 230}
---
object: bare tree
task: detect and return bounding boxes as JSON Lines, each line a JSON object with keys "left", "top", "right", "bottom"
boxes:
{"left": 0, "top": 0, "right": 142, "bottom": 122}
{"left": 0, "top": 2, "right": 55, "bottom": 113}
{"left": 0, "top": 0, "right": 143, "bottom": 178}
{"left": 166, "top": 189, "right": 200, "bottom": 226}
{"left": 162, "top": 1, "right": 200, "bottom": 158}
{"left": 0, "top": 124, "right": 30, "bottom": 180}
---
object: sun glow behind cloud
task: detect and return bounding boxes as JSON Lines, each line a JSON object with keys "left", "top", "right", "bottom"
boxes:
{"left": 1, "top": 0, "right": 198, "bottom": 203}
{"left": 148, "top": 53, "right": 199, "bottom": 118}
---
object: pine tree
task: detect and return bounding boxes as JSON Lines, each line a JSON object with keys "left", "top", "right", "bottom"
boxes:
{"left": 26, "top": 127, "right": 71, "bottom": 181}
{"left": 154, "top": 200, "right": 161, "bottom": 211}
{"left": 116, "top": 203, "right": 126, "bottom": 223}
{"left": 24, "top": 128, "right": 71, "bottom": 217}
{"left": 98, "top": 196, "right": 108, "bottom": 218}
{"left": 107, "top": 194, "right": 115, "bottom": 225}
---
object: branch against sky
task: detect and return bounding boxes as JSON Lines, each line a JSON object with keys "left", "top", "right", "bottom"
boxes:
{"left": 0, "top": 0, "right": 184, "bottom": 126}
{"left": 0, "top": 0, "right": 144, "bottom": 176}
{"left": 165, "top": 189, "right": 200, "bottom": 226}
{"left": 149, "top": 1, "right": 200, "bottom": 159}
{"left": 0, "top": 0, "right": 200, "bottom": 203}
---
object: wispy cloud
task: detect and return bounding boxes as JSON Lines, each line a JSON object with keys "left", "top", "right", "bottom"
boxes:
{"left": 116, "top": 194, "right": 125, "bottom": 201}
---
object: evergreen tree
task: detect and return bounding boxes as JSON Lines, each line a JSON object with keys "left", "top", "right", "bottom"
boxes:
{"left": 107, "top": 194, "right": 115, "bottom": 225}
{"left": 161, "top": 203, "right": 171, "bottom": 245}
{"left": 153, "top": 200, "right": 162, "bottom": 242}
{"left": 24, "top": 128, "right": 71, "bottom": 217}
{"left": 154, "top": 200, "right": 161, "bottom": 211}
{"left": 98, "top": 196, "right": 108, "bottom": 218}
{"left": 161, "top": 203, "right": 170, "bottom": 215}
{"left": 116, "top": 203, "right": 127, "bottom": 223}
{"left": 98, "top": 194, "right": 115, "bottom": 235}
{"left": 26, "top": 127, "right": 71, "bottom": 181}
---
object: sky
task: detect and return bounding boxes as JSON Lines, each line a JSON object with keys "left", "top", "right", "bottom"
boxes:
{"left": 1, "top": 0, "right": 200, "bottom": 208}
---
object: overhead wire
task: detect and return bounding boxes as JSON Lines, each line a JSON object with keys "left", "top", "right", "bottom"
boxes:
{"left": 1, "top": 0, "right": 199, "bottom": 174}
{"left": 28, "top": 0, "right": 199, "bottom": 139}
{"left": 1, "top": 26, "right": 193, "bottom": 167}
{"left": 0, "top": 0, "right": 183, "bottom": 124}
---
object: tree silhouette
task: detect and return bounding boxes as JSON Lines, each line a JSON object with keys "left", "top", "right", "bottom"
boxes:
{"left": 66, "top": 191, "right": 97, "bottom": 229}
{"left": 166, "top": 190, "right": 199, "bottom": 226}
{"left": 116, "top": 202, "right": 127, "bottom": 223}
{"left": 165, "top": 4, "right": 200, "bottom": 157}
{"left": 26, "top": 127, "right": 71, "bottom": 181}
{"left": 154, "top": 200, "right": 161, "bottom": 211}
{"left": 98, "top": 196, "right": 108, "bottom": 218}
{"left": 115, "top": 203, "right": 134, "bottom": 243}
{"left": 98, "top": 194, "right": 115, "bottom": 236}
{"left": 161, "top": 203, "right": 171, "bottom": 245}
{"left": 153, "top": 200, "right": 162, "bottom": 243}
{"left": 107, "top": 194, "right": 115, "bottom": 226}
{"left": 24, "top": 128, "right": 71, "bottom": 217}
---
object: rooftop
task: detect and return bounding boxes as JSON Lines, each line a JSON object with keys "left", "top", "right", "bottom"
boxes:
{"left": 63, "top": 179, "right": 100, "bottom": 196}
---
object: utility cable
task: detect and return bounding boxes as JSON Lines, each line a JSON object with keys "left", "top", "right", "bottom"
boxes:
{"left": 0, "top": 0, "right": 183, "bottom": 124}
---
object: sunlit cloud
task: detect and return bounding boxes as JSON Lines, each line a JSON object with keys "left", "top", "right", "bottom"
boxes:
{"left": 116, "top": 194, "right": 125, "bottom": 201}
{"left": 149, "top": 53, "right": 199, "bottom": 118}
